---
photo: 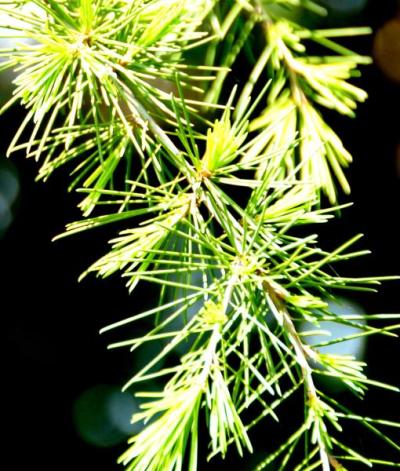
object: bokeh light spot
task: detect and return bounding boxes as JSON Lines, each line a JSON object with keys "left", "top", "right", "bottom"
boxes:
{"left": 302, "top": 297, "right": 366, "bottom": 358}
{"left": 0, "top": 160, "right": 19, "bottom": 236}
{"left": 73, "top": 385, "right": 140, "bottom": 448}
{"left": 319, "top": 0, "right": 367, "bottom": 14}
{"left": 0, "top": 166, "right": 19, "bottom": 205}
{"left": 0, "top": 194, "right": 12, "bottom": 232}
{"left": 301, "top": 297, "right": 366, "bottom": 391}
{"left": 373, "top": 17, "right": 400, "bottom": 84}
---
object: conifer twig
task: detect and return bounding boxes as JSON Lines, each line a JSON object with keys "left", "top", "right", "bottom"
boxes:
{"left": 1, "top": 1, "right": 399, "bottom": 470}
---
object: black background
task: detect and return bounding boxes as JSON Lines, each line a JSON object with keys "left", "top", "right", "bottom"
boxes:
{"left": 2, "top": 1, "right": 400, "bottom": 469}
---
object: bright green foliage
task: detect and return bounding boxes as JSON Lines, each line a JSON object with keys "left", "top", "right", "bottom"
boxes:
{"left": 0, "top": 0, "right": 214, "bottom": 213}
{"left": 1, "top": 1, "right": 400, "bottom": 470}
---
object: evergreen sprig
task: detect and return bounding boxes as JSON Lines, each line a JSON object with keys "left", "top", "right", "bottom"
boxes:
{"left": 1, "top": 1, "right": 399, "bottom": 470}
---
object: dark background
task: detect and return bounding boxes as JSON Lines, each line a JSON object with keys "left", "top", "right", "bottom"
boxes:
{"left": 1, "top": 1, "right": 400, "bottom": 469}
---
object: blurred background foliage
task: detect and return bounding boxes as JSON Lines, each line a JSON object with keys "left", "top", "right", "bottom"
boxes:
{"left": 1, "top": 0, "right": 399, "bottom": 469}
